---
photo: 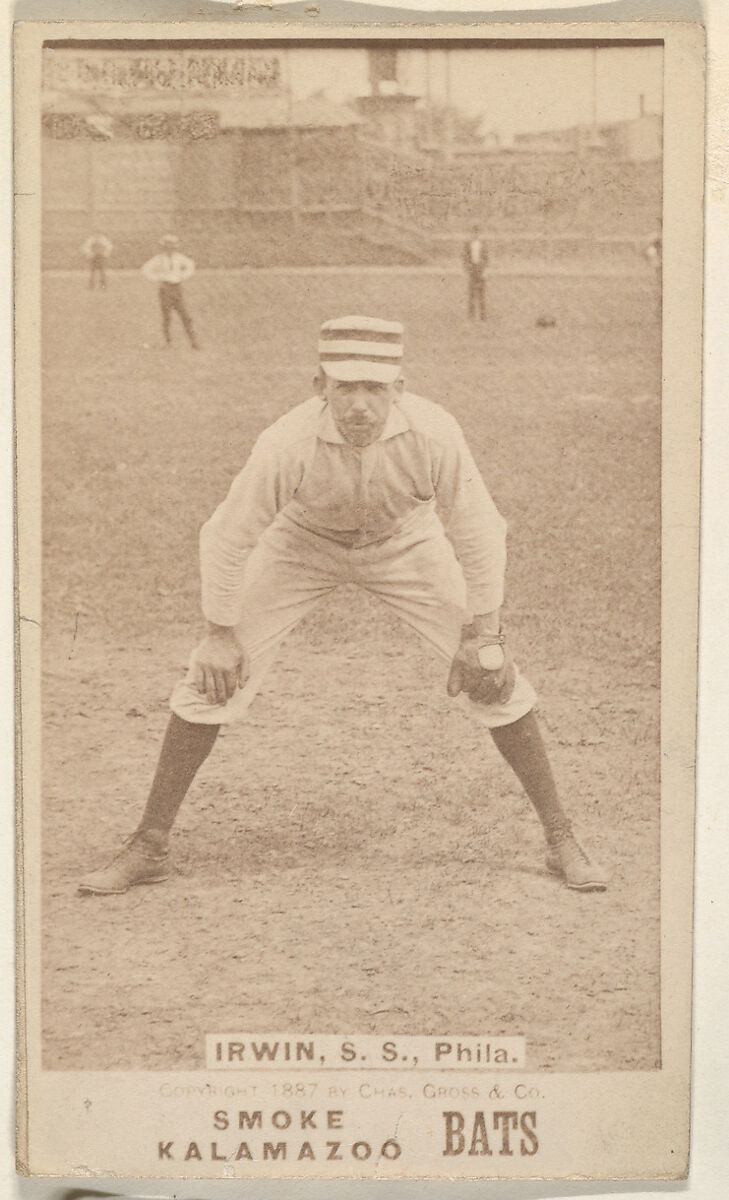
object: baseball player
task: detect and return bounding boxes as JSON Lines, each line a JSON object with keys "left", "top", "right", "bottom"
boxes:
{"left": 78, "top": 315, "right": 608, "bottom": 897}
{"left": 81, "top": 232, "right": 113, "bottom": 290}
{"left": 141, "top": 234, "right": 200, "bottom": 349}
{"left": 463, "top": 225, "right": 487, "bottom": 321}
{"left": 644, "top": 232, "right": 662, "bottom": 271}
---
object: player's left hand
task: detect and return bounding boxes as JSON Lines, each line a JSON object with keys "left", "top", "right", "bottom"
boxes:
{"left": 446, "top": 625, "right": 516, "bottom": 706}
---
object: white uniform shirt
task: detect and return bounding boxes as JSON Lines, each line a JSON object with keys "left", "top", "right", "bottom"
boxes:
{"left": 141, "top": 252, "right": 196, "bottom": 284}
{"left": 468, "top": 239, "right": 483, "bottom": 265}
{"left": 200, "top": 392, "right": 507, "bottom": 626}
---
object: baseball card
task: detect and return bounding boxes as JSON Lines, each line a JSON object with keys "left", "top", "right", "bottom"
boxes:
{"left": 13, "top": 4, "right": 704, "bottom": 1186}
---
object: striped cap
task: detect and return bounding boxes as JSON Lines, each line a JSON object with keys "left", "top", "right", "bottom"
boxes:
{"left": 319, "top": 315, "right": 404, "bottom": 383}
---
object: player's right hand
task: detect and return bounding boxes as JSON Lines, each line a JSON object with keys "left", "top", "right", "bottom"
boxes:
{"left": 191, "top": 627, "right": 248, "bottom": 706}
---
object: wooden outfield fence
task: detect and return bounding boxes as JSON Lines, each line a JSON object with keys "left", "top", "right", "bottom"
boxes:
{"left": 42, "top": 127, "right": 661, "bottom": 269}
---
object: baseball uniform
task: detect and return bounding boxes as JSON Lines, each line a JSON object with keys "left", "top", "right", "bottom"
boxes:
{"left": 170, "top": 389, "right": 536, "bottom": 728}
{"left": 81, "top": 233, "right": 112, "bottom": 290}
{"left": 141, "top": 237, "right": 199, "bottom": 348}
{"left": 463, "top": 233, "right": 487, "bottom": 320}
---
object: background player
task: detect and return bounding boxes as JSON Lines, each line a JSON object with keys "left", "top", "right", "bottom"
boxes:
{"left": 80, "top": 231, "right": 113, "bottom": 290}
{"left": 644, "top": 231, "right": 662, "bottom": 270}
{"left": 463, "top": 224, "right": 488, "bottom": 320}
{"left": 141, "top": 233, "right": 199, "bottom": 349}
{"left": 78, "top": 315, "right": 608, "bottom": 898}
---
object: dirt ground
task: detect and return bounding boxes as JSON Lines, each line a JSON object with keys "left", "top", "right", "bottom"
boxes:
{"left": 39, "top": 269, "right": 661, "bottom": 1072}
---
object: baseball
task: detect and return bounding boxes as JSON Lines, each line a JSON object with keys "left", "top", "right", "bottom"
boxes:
{"left": 478, "top": 644, "right": 505, "bottom": 670}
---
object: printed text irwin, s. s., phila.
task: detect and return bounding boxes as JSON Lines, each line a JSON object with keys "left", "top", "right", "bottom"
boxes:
{"left": 205, "top": 1035, "right": 526, "bottom": 1071}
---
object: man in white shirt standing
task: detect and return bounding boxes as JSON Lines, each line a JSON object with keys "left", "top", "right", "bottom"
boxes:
{"left": 463, "top": 224, "right": 488, "bottom": 321}
{"left": 78, "top": 315, "right": 607, "bottom": 897}
{"left": 80, "top": 231, "right": 113, "bottom": 291}
{"left": 141, "top": 233, "right": 200, "bottom": 349}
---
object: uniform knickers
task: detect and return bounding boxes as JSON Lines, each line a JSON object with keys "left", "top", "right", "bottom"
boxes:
{"left": 171, "top": 517, "right": 537, "bottom": 728}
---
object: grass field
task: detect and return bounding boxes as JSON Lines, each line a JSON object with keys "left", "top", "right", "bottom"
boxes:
{"left": 41, "top": 268, "right": 661, "bottom": 1072}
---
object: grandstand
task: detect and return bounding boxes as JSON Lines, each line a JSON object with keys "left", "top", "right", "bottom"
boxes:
{"left": 41, "top": 43, "right": 662, "bottom": 271}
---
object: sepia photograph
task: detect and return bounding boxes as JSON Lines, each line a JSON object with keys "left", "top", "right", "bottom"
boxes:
{"left": 14, "top": 15, "right": 703, "bottom": 1181}
{"left": 40, "top": 32, "right": 663, "bottom": 1071}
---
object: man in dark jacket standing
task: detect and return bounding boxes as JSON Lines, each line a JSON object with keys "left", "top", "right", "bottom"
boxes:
{"left": 463, "top": 224, "right": 487, "bottom": 320}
